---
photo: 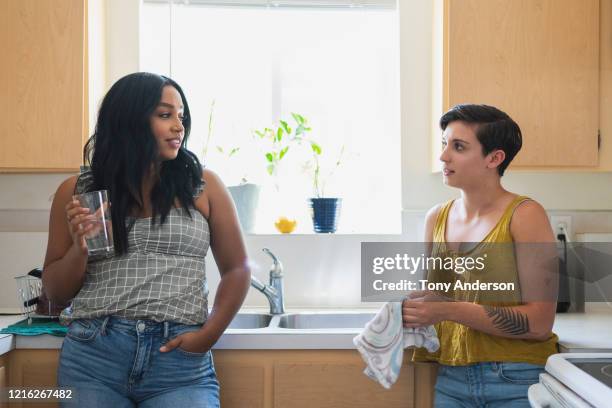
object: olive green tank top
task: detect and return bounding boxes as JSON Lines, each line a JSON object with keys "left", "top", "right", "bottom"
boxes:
{"left": 413, "top": 195, "right": 559, "bottom": 366}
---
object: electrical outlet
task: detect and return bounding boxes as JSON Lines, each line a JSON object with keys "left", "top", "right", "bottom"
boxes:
{"left": 550, "top": 215, "right": 572, "bottom": 240}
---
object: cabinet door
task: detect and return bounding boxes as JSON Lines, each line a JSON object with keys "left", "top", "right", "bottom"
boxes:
{"left": 599, "top": 0, "right": 612, "bottom": 170}
{"left": 213, "top": 351, "right": 266, "bottom": 408}
{"left": 8, "top": 350, "right": 59, "bottom": 408}
{"left": 439, "top": 0, "right": 599, "bottom": 168}
{"left": 214, "top": 349, "right": 416, "bottom": 408}
{"left": 0, "top": 354, "right": 8, "bottom": 400}
{"left": 0, "top": 0, "right": 87, "bottom": 172}
{"left": 273, "top": 352, "right": 414, "bottom": 408}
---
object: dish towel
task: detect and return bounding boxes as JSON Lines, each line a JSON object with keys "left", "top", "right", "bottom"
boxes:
{"left": 0, "top": 317, "right": 67, "bottom": 337}
{"left": 353, "top": 302, "right": 440, "bottom": 389}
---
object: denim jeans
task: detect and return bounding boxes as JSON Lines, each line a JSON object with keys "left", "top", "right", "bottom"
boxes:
{"left": 58, "top": 316, "right": 220, "bottom": 407}
{"left": 434, "top": 362, "right": 544, "bottom": 408}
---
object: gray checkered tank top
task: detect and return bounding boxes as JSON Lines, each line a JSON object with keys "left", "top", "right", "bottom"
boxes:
{"left": 64, "top": 171, "right": 210, "bottom": 325}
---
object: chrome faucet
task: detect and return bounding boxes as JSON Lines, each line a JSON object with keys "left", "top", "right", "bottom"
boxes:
{"left": 250, "top": 248, "right": 285, "bottom": 315}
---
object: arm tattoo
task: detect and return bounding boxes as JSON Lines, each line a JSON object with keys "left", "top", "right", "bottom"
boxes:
{"left": 483, "top": 305, "right": 530, "bottom": 336}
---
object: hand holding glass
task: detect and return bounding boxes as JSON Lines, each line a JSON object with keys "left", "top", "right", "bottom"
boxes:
{"left": 73, "top": 190, "right": 114, "bottom": 256}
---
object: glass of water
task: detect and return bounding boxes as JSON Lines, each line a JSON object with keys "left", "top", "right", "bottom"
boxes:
{"left": 73, "top": 190, "right": 114, "bottom": 257}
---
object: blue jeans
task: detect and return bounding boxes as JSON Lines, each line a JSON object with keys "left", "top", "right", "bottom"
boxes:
{"left": 434, "top": 362, "right": 544, "bottom": 407}
{"left": 58, "top": 316, "right": 220, "bottom": 407}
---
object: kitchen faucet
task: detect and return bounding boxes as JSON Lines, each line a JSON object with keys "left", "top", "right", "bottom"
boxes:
{"left": 250, "top": 248, "right": 285, "bottom": 315}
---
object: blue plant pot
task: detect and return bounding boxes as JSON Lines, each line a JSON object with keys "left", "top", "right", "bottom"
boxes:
{"left": 308, "top": 198, "right": 342, "bottom": 233}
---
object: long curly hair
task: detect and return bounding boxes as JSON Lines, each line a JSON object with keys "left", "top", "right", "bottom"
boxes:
{"left": 82, "top": 72, "right": 203, "bottom": 254}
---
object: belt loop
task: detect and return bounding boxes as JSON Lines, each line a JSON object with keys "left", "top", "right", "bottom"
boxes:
{"left": 491, "top": 361, "right": 498, "bottom": 372}
{"left": 100, "top": 316, "right": 110, "bottom": 336}
{"left": 163, "top": 321, "right": 169, "bottom": 340}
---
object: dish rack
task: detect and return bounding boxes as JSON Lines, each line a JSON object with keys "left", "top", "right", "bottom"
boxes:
{"left": 14, "top": 275, "right": 56, "bottom": 324}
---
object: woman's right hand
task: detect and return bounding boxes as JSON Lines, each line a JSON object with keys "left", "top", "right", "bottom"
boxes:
{"left": 64, "top": 199, "right": 94, "bottom": 256}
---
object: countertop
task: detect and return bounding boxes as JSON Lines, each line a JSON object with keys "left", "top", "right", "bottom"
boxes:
{"left": 1, "top": 304, "right": 611, "bottom": 354}
{"left": 551, "top": 303, "right": 612, "bottom": 353}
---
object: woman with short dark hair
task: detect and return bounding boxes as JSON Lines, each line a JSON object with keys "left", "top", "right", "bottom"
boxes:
{"left": 405, "top": 104, "right": 559, "bottom": 407}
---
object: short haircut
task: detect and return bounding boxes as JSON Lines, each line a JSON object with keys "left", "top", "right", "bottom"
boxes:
{"left": 440, "top": 104, "right": 522, "bottom": 176}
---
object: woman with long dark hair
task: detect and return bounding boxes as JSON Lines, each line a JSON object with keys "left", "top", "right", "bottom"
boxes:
{"left": 43, "top": 72, "right": 250, "bottom": 407}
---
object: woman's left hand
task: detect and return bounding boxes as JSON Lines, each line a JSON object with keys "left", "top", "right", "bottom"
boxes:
{"left": 402, "top": 290, "right": 454, "bottom": 328}
{"left": 159, "top": 330, "right": 215, "bottom": 354}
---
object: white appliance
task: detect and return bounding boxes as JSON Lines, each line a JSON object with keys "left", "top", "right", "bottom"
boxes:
{"left": 529, "top": 353, "right": 612, "bottom": 407}
{"left": 574, "top": 233, "right": 612, "bottom": 308}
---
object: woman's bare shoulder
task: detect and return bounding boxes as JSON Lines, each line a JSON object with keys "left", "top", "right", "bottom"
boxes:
{"left": 422, "top": 203, "right": 445, "bottom": 241}
{"left": 510, "top": 199, "right": 553, "bottom": 242}
{"left": 425, "top": 203, "right": 444, "bottom": 223}
{"left": 511, "top": 197, "right": 548, "bottom": 225}
{"left": 194, "top": 168, "right": 226, "bottom": 219}
{"left": 53, "top": 175, "right": 80, "bottom": 203}
{"left": 201, "top": 168, "right": 223, "bottom": 187}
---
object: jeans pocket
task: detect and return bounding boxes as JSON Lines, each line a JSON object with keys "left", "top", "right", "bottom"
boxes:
{"left": 497, "top": 362, "right": 544, "bottom": 385}
{"left": 66, "top": 319, "right": 99, "bottom": 343}
{"left": 170, "top": 325, "right": 207, "bottom": 357}
{"left": 176, "top": 346, "right": 209, "bottom": 358}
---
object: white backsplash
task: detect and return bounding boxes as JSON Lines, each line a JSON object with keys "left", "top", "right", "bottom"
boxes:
{"left": 0, "top": 209, "right": 610, "bottom": 310}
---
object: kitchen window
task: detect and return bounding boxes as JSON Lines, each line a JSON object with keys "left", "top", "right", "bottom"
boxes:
{"left": 140, "top": 0, "right": 400, "bottom": 233}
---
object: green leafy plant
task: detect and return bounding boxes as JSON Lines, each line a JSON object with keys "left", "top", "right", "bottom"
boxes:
{"left": 279, "top": 114, "right": 345, "bottom": 198}
{"left": 254, "top": 112, "right": 311, "bottom": 190}
{"left": 307, "top": 142, "right": 345, "bottom": 198}
{"left": 216, "top": 145, "right": 240, "bottom": 158}
{"left": 215, "top": 145, "right": 245, "bottom": 183}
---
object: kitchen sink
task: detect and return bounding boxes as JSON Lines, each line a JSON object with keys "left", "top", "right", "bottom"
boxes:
{"left": 227, "top": 313, "right": 272, "bottom": 329}
{"left": 225, "top": 311, "right": 377, "bottom": 330}
{"left": 277, "top": 312, "right": 375, "bottom": 329}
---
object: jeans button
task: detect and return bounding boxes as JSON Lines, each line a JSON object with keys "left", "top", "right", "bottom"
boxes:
{"left": 137, "top": 322, "right": 145, "bottom": 332}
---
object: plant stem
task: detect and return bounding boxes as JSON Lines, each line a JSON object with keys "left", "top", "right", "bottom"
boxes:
{"left": 314, "top": 154, "right": 321, "bottom": 197}
{"left": 321, "top": 145, "right": 345, "bottom": 197}
{"left": 202, "top": 99, "right": 216, "bottom": 161}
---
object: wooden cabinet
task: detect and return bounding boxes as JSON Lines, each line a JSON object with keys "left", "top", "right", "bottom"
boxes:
{"left": 6, "top": 350, "right": 59, "bottom": 408}
{"left": 432, "top": 0, "right": 604, "bottom": 170}
{"left": 2, "top": 349, "right": 437, "bottom": 408}
{"left": 0, "top": 354, "right": 8, "bottom": 408}
{"left": 0, "top": 354, "right": 7, "bottom": 387}
{"left": 598, "top": 0, "right": 612, "bottom": 171}
{"left": 213, "top": 349, "right": 436, "bottom": 408}
{"left": 0, "top": 0, "right": 88, "bottom": 173}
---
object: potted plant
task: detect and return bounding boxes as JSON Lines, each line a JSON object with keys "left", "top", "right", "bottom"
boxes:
{"left": 254, "top": 115, "right": 310, "bottom": 189}
{"left": 296, "top": 114, "right": 345, "bottom": 233}
{"left": 253, "top": 113, "right": 311, "bottom": 233}
{"left": 201, "top": 100, "right": 261, "bottom": 233}
{"left": 306, "top": 143, "right": 345, "bottom": 233}
{"left": 216, "top": 146, "right": 261, "bottom": 234}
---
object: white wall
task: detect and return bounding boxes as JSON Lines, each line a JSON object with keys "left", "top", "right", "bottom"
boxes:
{"left": 105, "top": 0, "right": 140, "bottom": 88}
{"left": 1, "top": 0, "right": 612, "bottom": 312}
